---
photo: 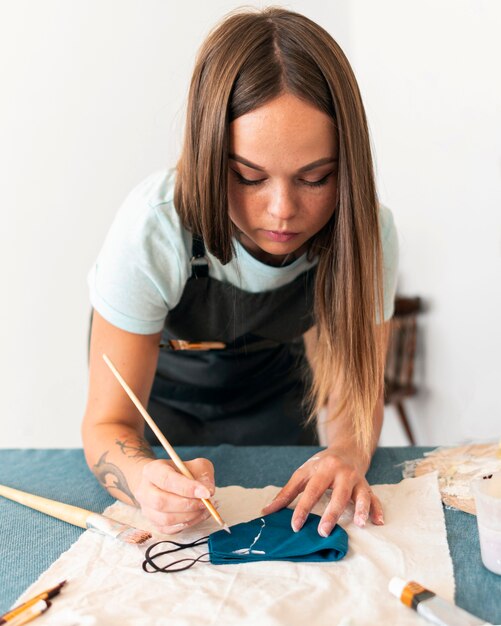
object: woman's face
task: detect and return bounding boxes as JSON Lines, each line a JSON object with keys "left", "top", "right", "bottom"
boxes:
{"left": 228, "top": 92, "right": 338, "bottom": 265}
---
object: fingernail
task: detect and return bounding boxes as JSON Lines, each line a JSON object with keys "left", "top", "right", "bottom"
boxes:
{"left": 376, "top": 514, "right": 385, "bottom": 525}
{"left": 355, "top": 515, "right": 366, "bottom": 528}
{"left": 195, "top": 486, "right": 210, "bottom": 499}
{"left": 264, "top": 496, "right": 285, "bottom": 512}
{"left": 262, "top": 500, "right": 276, "bottom": 513}
{"left": 292, "top": 514, "right": 305, "bottom": 532}
{"left": 319, "top": 524, "right": 330, "bottom": 537}
{"left": 201, "top": 477, "right": 215, "bottom": 492}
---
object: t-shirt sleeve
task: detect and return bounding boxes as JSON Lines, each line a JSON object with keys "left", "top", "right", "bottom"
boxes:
{"left": 87, "top": 173, "right": 190, "bottom": 335}
{"left": 380, "top": 204, "right": 399, "bottom": 321}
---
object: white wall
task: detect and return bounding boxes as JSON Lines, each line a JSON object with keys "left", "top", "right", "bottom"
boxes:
{"left": 347, "top": 0, "right": 501, "bottom": 444}
{"left": 0, "top": 1, "right": 498, "bottom": 447}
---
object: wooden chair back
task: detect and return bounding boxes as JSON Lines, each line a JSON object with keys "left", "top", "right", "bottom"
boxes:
{"left": 384, "top": 296, "right": 422, "bottom": 444}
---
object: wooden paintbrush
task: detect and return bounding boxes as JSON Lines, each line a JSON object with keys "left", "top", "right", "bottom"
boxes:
{"left": 6, "top": 599, "right": 51, "bottom": 626}
{"left": 0, "top": 581, "right": 66, "bottom": 624}
{"left": 102, "top": 353, "right": 230, "bottom": 533}
{"left": 0, "top": 484, "right": 152, "bottom": 544}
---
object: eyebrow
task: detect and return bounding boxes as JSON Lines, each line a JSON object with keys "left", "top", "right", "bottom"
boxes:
{"left": 229, "top": 153, "right": 338, "bottom": 173}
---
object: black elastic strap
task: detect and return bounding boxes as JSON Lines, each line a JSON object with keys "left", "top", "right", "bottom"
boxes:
{"left": 142, "top": 536, "right": 210, "bottom": 573}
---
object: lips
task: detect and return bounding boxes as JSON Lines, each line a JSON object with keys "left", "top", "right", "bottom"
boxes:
{"left": 262, "top": 230, "right": 299, "bottom": 243}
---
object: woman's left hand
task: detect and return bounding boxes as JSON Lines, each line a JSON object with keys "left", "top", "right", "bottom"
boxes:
{"left": 262, "top": 447, "right": 384, "bottom": 536}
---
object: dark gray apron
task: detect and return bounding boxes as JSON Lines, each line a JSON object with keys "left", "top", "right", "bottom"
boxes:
{"left": 146, "top": 235, "right": 318, "bottom": 446}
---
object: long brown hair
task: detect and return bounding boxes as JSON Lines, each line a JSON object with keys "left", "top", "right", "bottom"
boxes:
{"left": 175, "top": 7, "right": 386, "bottom": 456}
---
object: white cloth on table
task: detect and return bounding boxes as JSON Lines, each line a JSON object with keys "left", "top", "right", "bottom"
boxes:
{"left": 14, "top": 473, "right": 453, "bottom": 626}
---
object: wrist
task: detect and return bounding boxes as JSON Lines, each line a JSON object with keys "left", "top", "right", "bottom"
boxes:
{"left": 324, "top": 443, "right": 371, "bottom": 475}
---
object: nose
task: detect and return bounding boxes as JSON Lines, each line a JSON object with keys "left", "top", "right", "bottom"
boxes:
{"left": 267, "top": 182, "right": 298, "bottom": 223}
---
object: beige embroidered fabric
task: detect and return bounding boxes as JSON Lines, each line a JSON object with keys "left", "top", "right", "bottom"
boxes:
{"left": 404, "top": 442, "right": 501, "bottom": 514}
{"left": 14, "top": 473, "right": 453, "bottom": 625}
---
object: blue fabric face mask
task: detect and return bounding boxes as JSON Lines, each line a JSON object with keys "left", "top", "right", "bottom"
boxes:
{"left": 143, "top": 508, "right": 348, "bottom": 573}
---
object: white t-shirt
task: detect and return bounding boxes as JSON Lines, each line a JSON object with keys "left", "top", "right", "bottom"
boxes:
{"left": 88, "top": 169, "right": 399, "bottom": 335}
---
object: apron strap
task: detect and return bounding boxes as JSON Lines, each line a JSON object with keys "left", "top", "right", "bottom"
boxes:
{"left": 176, "top": 234, "right": 284, "bottom": 352}
{"left": 191, "top": 234, "right": 209, "bottom": 278}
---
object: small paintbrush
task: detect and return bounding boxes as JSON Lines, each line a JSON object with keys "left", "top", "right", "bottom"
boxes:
{"left": 0, "top": 484, "right": 152, "bottom": 544}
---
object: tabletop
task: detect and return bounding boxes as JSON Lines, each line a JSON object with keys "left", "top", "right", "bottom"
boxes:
{"left": 0, "top": 446, "right": 500, "bottom": 623}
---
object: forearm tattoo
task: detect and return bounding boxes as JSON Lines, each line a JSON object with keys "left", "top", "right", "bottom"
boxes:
{"left": 115, "top": 436, "right": 155, "bottom": 461}
{"left": 93, "top": 451, "right": 140, "bottom": 506}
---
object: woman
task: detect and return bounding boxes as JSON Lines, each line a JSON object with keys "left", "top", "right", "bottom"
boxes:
{"left": 82, "top": 7, "right": 398, "bottom": 538}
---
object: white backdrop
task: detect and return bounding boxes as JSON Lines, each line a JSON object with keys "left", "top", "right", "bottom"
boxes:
{"left": 1, "top": 0, "right": 499, "bottom": 447}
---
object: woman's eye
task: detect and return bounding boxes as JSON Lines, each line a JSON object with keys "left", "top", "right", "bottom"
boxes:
{"left": 231, "top": 169, "right": 334, "bottom": 187}
{"left": 301, "top": 172, "right": 333, "bottom": 187}
{"left": 232, "top": 170, "right": 266, "bottom": 186}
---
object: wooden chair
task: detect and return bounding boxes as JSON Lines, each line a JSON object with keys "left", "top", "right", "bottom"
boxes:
{"left": 384, "top": 296, "right": 422, "bottom": 445}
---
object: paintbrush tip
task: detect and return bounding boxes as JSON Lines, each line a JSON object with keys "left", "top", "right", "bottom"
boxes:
{"left": 118, "top": 527, "right": 153, "bottom": 545}
{"left": 222, "top": 524, "right": 231, "bottom": 534}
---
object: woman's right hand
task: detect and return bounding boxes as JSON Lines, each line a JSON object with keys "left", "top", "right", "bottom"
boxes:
{"left": 135, "top": 457, "right": 216, "bottom": 534}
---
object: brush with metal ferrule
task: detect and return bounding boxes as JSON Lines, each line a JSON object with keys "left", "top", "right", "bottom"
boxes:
{"left": 0, "top": 484, "right": 152, "bottom": 544}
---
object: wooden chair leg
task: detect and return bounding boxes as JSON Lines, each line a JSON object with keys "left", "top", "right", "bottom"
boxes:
{"left": 395, "top": 401, "right": 416, "bottom": 445}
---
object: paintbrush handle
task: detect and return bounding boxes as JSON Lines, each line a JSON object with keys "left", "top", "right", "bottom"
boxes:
{"left": 102, "top": 354, "right": 188, "bottom": 475}
{"left": 0, "top": 484, "right": 90, "bottom": 529}
{"left": 103, "top": 353, "right": 227, "bottom": 529}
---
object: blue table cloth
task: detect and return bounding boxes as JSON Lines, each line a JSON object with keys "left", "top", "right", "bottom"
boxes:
{"left": 0, "top": 446, "right": 500, "bottom": 623}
